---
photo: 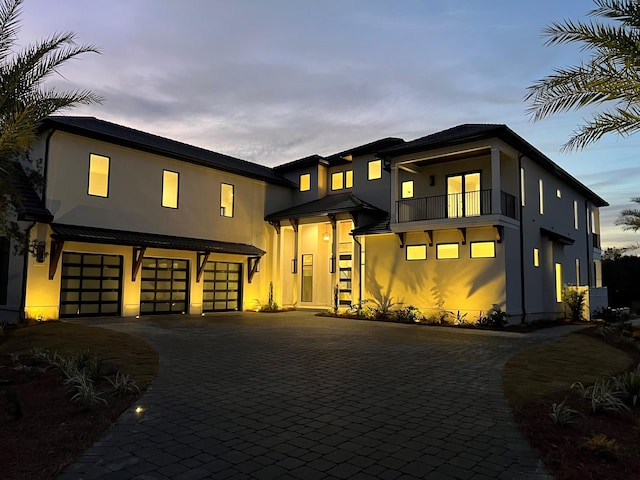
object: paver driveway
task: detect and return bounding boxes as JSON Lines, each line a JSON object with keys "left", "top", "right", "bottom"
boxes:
{"left": 61, "top": 312, "right": 556, "bottom": 480}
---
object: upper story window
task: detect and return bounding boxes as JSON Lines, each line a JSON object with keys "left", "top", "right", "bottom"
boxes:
{"left": 520, "top": 167, "right": 525, "bottom": 206}
{"left": 331, "top": 172, "right": 344, "bottom": 190}
{"left": 221, "top": 183, "right": 234, "bottom": 217}
{"left": 401, "top": 180, "right": 414, "bottom": 199}
{"left": 447, "top": 172, "right": 480, "bottom": 218}
{"left": 88, "top": 153, "right": 110, "bottom": 197}
{"left": 345, "top": 170, "right": 353, "bottom": 188}
{"left": 573, "top": 200, "right": 579, "bottom": 229}
{"left": 300, "top": 173, "right": 311, "bottom": 192}
{"left": 538, "top": 179, "right": 544, "bottom": 214}
{"left": 368, "top": 160, "right": 382, "bottom": 180}
{"left": 556, "top": 189, "right": 562, "bottom": 198}
{"left": 162, "top": 170, "right": 179, "bottom": 208}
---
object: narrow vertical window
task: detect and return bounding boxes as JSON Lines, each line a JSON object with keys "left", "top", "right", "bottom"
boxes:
{"left": 533, "top": 248, "right": 539, "bottom": 267}
{"left": 368, "top": 160, "right": 382, "bottom": 180}
{"left": 162, "top": 170, "right": 179, "bottom": 208}
{"left": 539, "top": 179, "right": 544, "bottom": 214}
{"left": 345, "top": 170, "right": 353, "bottom": 188}
{"left": 555, "top": 263, "right": 562, "bottom": 302}
{"left": 331, "top": 172, "right": 344, "bottom": 190}
{"left": 573, "top": 201, "right": 579, "bottom": 229}
{"left": 301, "top": 254, "right": 313, "bottom": 302}
{"left": 88, "top": 154, "right": 110, "bottom": 197}
{"left": 401, "top": 180, "right": 414, "bottom": 198}
{"left": 220, "top": 183, "right": 234, "bottom": 217}
{"left": 556, "top": 189, "right": 562, "bottom": 198}
{"left": 575, "top": 258, "right": 580, "bottom": 286}
{"left": 520, "top": 167, "right": 525, "bottom": 207}
{"left": 594, "top": 259, "right": 603, "bottom": 287}
{"left": 300, "top": 173, "right": 311, "bottom": 192}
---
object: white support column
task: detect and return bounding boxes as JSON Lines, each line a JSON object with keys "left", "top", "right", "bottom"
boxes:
{"left": 390, "top": 163, "right": 398, "bottom": 223}
{"left": 491, "top": 147, "right": 501, "bottom": 215}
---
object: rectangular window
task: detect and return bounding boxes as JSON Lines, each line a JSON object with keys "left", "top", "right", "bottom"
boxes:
{"left": 555, "top": 263, "right": 562, "bottom": 303}
{"left": 162, "top": 170, "right": 179, "bottom": 208}
{"left": 447, "top": 172, "right": 481, "bottom": 218}
{"left": 220, "top": 183, "right": 234, "bottom": 217}
{"left": 300, "top": 173, "right": 311, "bottom": 192}
{"left": 331, "top": 172, "right": 344, "bottom": 190}
{"left": 301, "top": 254, "right": 313, "bottom": 302}
{"left": 368, "top": 159, "right": 382, "bottom": 180}
{"left": 520, "top": 167, "right": 525, "bottom": 206}
{"left": 576, "top": 258, "right": 580, "bottom": 286}
{"left": 345, "top": 170, "right": 353, "bottom": 188}
{"left": 401, "top": 180, "right": 414, "bottom": 199}
{"left": 470, "top": 241, "right": 495, "bottom": 258}
{"left": 574, "top": 201, "right": 579, "bottom": 229}
{"left": 88, "top": 154, "right": 110, "bottom": 197}
{"left": 436, "top": 243, "right": 459, "bottom": 259}
{"left": 594, "top": 259, "right": 602, "bottom": 287}
{"left": 539, "top": 179, "right": 544, "bottom": 214}
{"left": 556, "top": 189, "right": 562, "bottom": 198}
{"left": 406, "top": 245, "right": 427, "bottom": 260}
{"left": 533, "top": 248, "right": 539, "bottom": 267}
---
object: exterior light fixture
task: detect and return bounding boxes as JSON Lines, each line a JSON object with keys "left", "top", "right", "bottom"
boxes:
{"left": 291, "top": 258, "right": 297, "bottom": 274}
{"left": 330, "top": 256, "right": 336, "bottom": 273}
{"left": 323, "top": 231, "right": 330, "bottom": 242}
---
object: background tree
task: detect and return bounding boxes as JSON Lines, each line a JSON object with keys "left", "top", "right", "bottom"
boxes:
{"left": 616, "top": 197, "right": 640, "bottom": 231}
{"left": 526, "top": 0, "right": 640, "bottom": 151}
{"left": 0, "top": 0, "right": 101, "bottom": 247}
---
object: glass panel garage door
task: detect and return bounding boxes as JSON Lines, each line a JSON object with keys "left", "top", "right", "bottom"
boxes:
{"left": 202, "top": 262, "right": 242, "bottom": 312}
{"left": 140, "top": 258, "right": 189, "bottom": 314}
{"left": 59, "top": 253, "right": 122, "bottom": 317}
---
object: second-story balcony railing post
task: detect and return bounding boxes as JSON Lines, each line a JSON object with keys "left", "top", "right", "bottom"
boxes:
{"left": 396, "top": 189, "right": 518, "bottom": 223}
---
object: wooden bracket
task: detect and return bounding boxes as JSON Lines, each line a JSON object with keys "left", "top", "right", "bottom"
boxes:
{"left": 132, "top": 247, "right": 146, "bottom": 282}
{"left": 197, "top": 252, "right": 210, "bottom": 283}
{"left": 48, "top": 239, "right": 64, "bottom": 280}
{"left": 269, "top": 220, "right": 281, "bottom": 234}
{"left": 396, "top": 232, "right": 405, "bottom": 248}
{"left": 424, "top": 230, "right": 433, "bottom": 247}
{"left": 289, "top": 218, "right": 299, "bottom": 233}
{"left": 458, "top": 227, "right": 467, "bottom": 245}
{"left": 494, "top": 225, "right": 504, "bottom": 244}
{"left": 248, "top": 256, "right": 261, "bottom": 284}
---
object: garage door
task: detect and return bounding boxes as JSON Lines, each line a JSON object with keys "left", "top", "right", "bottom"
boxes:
{"left": 202, "top": 261, "right": 242, "bottom": 312}
{"left": 140, "top": 258, "right": 189, "bottom": 314}
{"left": 59, "top": 253, "right": 122, "bottom": 317}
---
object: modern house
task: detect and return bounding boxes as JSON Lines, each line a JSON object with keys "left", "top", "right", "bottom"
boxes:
{"left": 1, "top": 117, "right": 608, "bottom": 323}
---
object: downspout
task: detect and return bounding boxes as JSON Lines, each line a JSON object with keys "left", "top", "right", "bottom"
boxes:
{"left": 518, "top": 153, "right": 526, "bottom": 324}
{"left": 19, "top": 222, "right": 36, "bottom": 322}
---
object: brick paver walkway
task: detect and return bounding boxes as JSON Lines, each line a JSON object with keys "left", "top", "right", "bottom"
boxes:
{"left": 60, "top": 312, "right": 562, "bottom": 480}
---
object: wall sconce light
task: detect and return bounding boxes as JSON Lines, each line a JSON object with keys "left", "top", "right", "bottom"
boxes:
{"left": 291, "top": 258, "right": 297, "bottom": 274}
{"left": 323, "top": 230, "right": 330, "bottom": 242}
{"left": 35, "top": 241, "right": 46, "bottom": 263}
{"left": 329, "top": 256, "right": 336, "bottom": 273}
{"left": 429, "top": 175, "right": 435, "bottom": 186}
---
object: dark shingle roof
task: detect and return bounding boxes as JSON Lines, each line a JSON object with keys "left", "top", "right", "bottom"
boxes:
{"left": 4, "top": 162, "right": 53, "bottom": 222}
{"left": 50, "top": 223, "right": 265, "bottom": 256}
{"left": 351, "top": 214, "right": 391, "bottom": 236}
{"left": 42, "top": 116, "right": 295, "bottom": 188}
{"left": 273, "top": 155, "right": 327, "bottom": 172}
{"left": 265, "top": 193, "right": 383, "bottom": 222}
{"left": 324, "top": 137, "right": 404, "bottom": 166}
{"left": 379, "top": 124, "right": 608, "bottom": 207}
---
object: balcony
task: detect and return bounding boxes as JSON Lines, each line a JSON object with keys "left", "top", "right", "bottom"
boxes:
{"left": 396, "top": 189, "right": 518, "bottom": 223}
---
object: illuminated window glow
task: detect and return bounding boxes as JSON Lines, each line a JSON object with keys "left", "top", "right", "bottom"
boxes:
{"left": 331, "top": 172, "right": 344, "bottom": 190}
{"left": 436, "top": 243, "right": 459, "bottom": 259}
{"left": 401, "top": 180, "right": 414, "bottom": 198}
{"left": 533, "top": 248, "right": 539, "bottom": 267}
{"left": 539, "top": 179, "right": 544, "bottom": 214}
{"left": 520, "top": 167, "right": 525, "bottom": 206}
{"left": 406, "top": 245, "right": 426, "bottom": 260}
{"left": 220, "top": 183, "right": 234, "bottom": 217}
{"left": 88, "top": 154, "right": 109, "bottom": 197}
{"left": 555, "top": 263, "right": 562, "bottom": 302}
{"left": 574, "top": 201, "right": 579, "bottom": 229}
{"left": 300, "top": 173, "right": 311, "bottom": 192}
{"left": 162, "top": 170, "right": 179, "bottom": 208}
{"left": 556, "top": 189, "right": 562, "bottom": 198}
{"left": 576, "top": 258, "right": 580, "bottom": 286}
{"left": 345, "top": 170, "right": 353, "bottom": 188}
{"left": 368, "top": 160, "right": 382, "bottom": 180}
{"left": 470, "top": 241, "right": 495, "bottom": 258}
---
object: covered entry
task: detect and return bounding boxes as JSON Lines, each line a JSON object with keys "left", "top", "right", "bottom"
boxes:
{"left": 59, "top": 252, "right": 122, "bottom": 317}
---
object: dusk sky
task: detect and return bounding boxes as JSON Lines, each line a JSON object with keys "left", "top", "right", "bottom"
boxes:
{"left": 20, "top": 0, "right": 640, "bottom": 248}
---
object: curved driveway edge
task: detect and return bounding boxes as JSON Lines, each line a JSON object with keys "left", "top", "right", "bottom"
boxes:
{"left": 59, "top": 313, "right": 561, "bottom": 480}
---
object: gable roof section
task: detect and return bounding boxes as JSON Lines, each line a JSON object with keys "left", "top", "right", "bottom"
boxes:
{"left": 265, "top": 192, "right": 384, "bottom": 222}
{"left": 50, "top": 223, "right": 265, "bottom": 256}
{"left": 324, "top": 137, "right": 405, "bottom": 166}
{"left": 41, "top": 116, "right": 295, "bottom": 188}
{"left": 379, "top": 124, "right": 608, "bottom": 207}
{"left": 3, "top": 162, "right": 53, "bottom": 223}
{"left": 273, "top": 155, "right": 328, "bottom": 172}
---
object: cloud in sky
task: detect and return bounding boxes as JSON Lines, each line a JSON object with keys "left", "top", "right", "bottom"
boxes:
{"left": 19, "top": 0, "right": 640, "bottom": 248}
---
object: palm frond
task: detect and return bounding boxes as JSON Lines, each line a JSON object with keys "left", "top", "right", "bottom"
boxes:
{"left": 561, "top": 104, "right": 640, "bottom": 151}
{"left": 591, "top": 0, "right": 640, "bottom": 27}
{"left": 0, "top": 0, "right": 22, "bottom": 63}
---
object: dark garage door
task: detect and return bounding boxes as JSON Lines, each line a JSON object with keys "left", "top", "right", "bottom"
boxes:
{"left": 202, "top": 261, "right": 242, "bottom": 312}
{"left": 59, "top": 252, "right": 122, "bottom": 317}
{"left": 140, "top": 258, "right": 189, "bottom": 314}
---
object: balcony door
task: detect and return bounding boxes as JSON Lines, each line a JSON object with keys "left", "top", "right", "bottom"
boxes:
{"left": 447, "top": 172, "right": 480, "bottom": 218}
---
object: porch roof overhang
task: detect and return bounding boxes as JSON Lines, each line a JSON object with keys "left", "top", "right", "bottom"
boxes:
{"left": 49, "top": 223, "right": 266, "bottom": 256}
{"left": 540, "top": 227, "right": 575, "bottom": 246}
{"left": 351, "top": 214, "right": 391, "bottom": 236}
{"left": 264, "top": 193, "right": 384, "bottom": 223}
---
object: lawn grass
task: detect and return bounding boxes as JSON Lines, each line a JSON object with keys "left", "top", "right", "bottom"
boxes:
{"left": 0, "top": 321, "right": 158, "bottom": 388}
{"left": 502, "top": 332, "right": 633, "bottom": 406}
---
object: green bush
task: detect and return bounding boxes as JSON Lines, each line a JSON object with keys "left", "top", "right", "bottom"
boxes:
{"left": 562, "top": 286, "right": 586, "bottom": 322}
